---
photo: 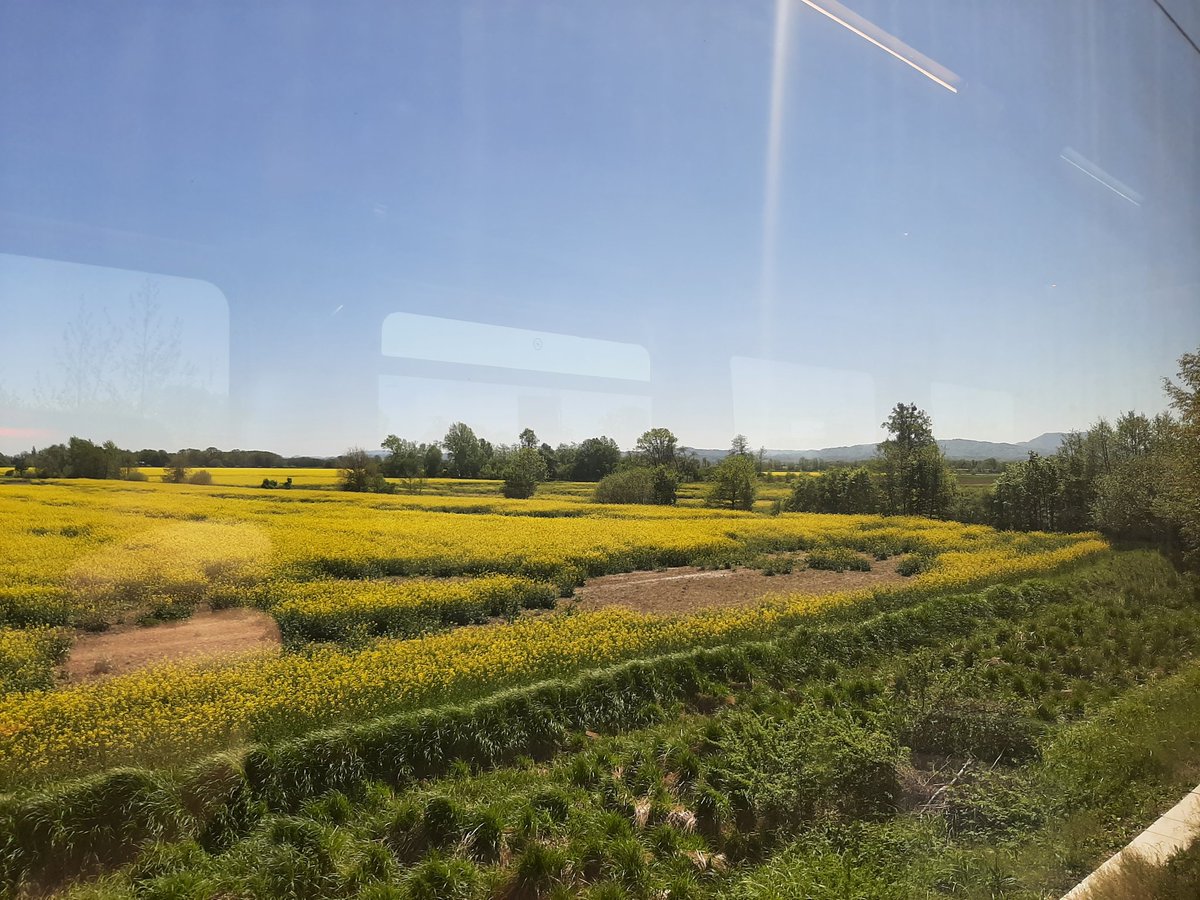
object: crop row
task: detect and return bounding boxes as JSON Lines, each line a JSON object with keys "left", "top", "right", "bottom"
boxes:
{"left": 0, "top": 537, "right": 1106, "bottom": 787}
{"left": 0, "top": 550, "right": 1183, "bottom": 896}
{"left": 268, "top": 575, "right": 558, "bottom": 646}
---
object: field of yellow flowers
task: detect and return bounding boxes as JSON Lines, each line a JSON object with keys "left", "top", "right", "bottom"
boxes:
{"left": 0, "top": 477, "right": 1108, "bottom": 787}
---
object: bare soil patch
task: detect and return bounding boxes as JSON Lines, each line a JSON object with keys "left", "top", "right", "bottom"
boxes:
{"left": 568, "top": 557, "right": 904, "bottom": 617}
{"left": 63, "top": 607, "right": 281, "bottom": 683}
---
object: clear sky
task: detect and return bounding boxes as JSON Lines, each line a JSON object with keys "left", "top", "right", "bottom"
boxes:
{"left": 1, "top": 1, "right": 1198, "bottom": 455}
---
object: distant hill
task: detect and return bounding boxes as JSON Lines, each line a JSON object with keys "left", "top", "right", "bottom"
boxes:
{"left": 688, "top": 433, "right": 1067, "bottom": 464}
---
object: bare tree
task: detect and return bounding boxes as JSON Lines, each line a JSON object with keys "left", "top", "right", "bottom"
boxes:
{"left": 53, "top": 298, "right": 118, "bottom": 409}
{"left": 119, "top": 279, "right": 185, "bottom": 416}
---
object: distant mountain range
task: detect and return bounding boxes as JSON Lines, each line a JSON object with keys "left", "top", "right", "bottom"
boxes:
{"left": 689, "top": 433, "right": 1067, "bottom": 464}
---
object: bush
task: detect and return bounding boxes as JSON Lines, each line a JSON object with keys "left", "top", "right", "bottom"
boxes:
{"left": 187, "top": 470, "right": 213, "bottom": 486}
{"left": 706, "top": 455, "right": 757, "bottom": 510}
{"left": 594, "top": 466, "right": 676, "bottom": 505}
{"left": 897, "top": 554, "right": 936, "bottom": 577}
{"left": 595, "top": 468, "right": 653, "bottom": 504}
{"left": 502, "top": 448, "right": 548, "bottom": 500}
{"left": 806, "top": 547, "right": 871, "bottom": 572}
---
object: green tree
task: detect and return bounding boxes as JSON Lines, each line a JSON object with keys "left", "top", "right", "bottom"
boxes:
{"left": 1091, "top": 412, "right": 1172, "bottom": 543}
{"left": 537, "top": 442, "right": 558, "bottom": 479}
{"left": 338, "top": 447, "right": 394, "bottom": 493}
{"left": 161, "top": 452, "right": 189, "bottom": 484}
{"left": 443, "top": 422, "right": 485, "bottom": 478}
{"left": 706, "top": 453, "right": 757, "bottom": 510}
{"left": 501, "top": 447, "right": 548, "bottom": 499}
{"left": 1160, "top": 348, "right": 1200, "bottom": 568}
{"left": 571, "top": 436, "right": 621, "bottom": 481}
{"left": 636, "top": 428, "right": 677, "bottom": 468}
{"left": 649, "top": 465, "right": 678, "bottom": 505}
{"left": 381, "top": 435, "right": 424, "bottom": 477}
{"left": 518, "top": 428, "right": 538, "bottom": 451}
{"left": 594, "top": 468, "right": 653, "bottom": 504}
{"left": 991, "top": 452, "right": 1062, "bottom": 531}
{"left": 787, "top": 468, "right": 877, "bottom": 514}
{"left": 422, "top": 443, "right": 444, "bottom": 478}
{"left": 876, "top": 403, "right": 956, "bottom": 517}
{"left": 730, "top": 434, "right": 750, "bottom": 456}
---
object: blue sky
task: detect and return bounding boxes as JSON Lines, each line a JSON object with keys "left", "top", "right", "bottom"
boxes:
{"left": 1, "top": 1, "right": 1198, "bottom": 455}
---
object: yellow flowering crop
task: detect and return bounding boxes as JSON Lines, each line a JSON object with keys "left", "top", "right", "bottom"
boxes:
{"left": 0, "top": 502, "right": 1107, "bottom": 787}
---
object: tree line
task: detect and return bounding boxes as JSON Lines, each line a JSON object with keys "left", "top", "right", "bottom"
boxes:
{"left": 0, "top": 443, "right": 333, "bottom": 478}
{"left": 787, "top": 348, "right": 1200, "bottom": 569}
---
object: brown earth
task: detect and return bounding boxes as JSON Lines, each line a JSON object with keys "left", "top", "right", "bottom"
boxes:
{"left": 62, "top": 607, "right": 281, "bottom": 683}
{"left": 567, "top": 557, "right": 904, "bottom": 616}
{"left": 58, "top": 558, "right": 903, "bottom": 682}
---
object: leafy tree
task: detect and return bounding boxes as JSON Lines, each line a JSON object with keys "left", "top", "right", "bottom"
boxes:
{"left": 338, "top": 447, "right": 394, "bottom": 493}
{"left": 137, "top": 449, "right": 171, "bottom": 467}
{"left": 518, "top": 428, "right": 539, "bottom": 451}
{"left": 30, "top": 444, "right": 67, "bottom": 478}
{"left": 594, "top": 468, "right": 653, "bottom": 504}
{"left": 571, "top": 436, "right": 621, "bottom": 481}
{"left": 443, "top": 422, "right": 485, "bottom": 478}
{"left": 635, "top": 428, "right": 677, "bottom": 468}
{"left": 161, "top": 453, "right": 190, "bottom": 484}
{"left": 422, "top": 443, "right": 444, "bottom": 478}
{"left": 501, "top": 447, "right": 548, "bottom": 499}
{"left": 674, "top": 449, "right": 703, "bottom": 482}
{"left": 730, "top": 434, "right": 750, "bottom": 457}
{"left": 991, "top": 453, "right": 1062, "bottom": 531}
{"left": 789, "top": 468, "right": 878, "bottom": 514}
{"left": 706, "top": 453, "right": 757, "bottom": 510}
{"left": 381, "top": 435, "right": 426, "bottom": 478}
{"left": 594, "top": 465, "right": 676, "bottom": 505}
{"left": 1160, "top": 347, "right": 1200, "bottom": 568}
{"left": 649, "top": 465, "right": 678, "bottom": 505}
{"left": 1091, "top": 412, "right": 1172, "bottom": 544}
{"left": 65, "top": 437, "right": 108, "bottom": 479}
{"left": 876, "top": 403, "right": 956, "bottom": 517}
{"left": 537, "top": 442, "right": 558, "bottom": 479}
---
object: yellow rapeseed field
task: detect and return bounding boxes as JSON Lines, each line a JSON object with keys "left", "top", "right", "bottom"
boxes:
{"left": 0, "top": 478, "right": 1108, "bottom": 786}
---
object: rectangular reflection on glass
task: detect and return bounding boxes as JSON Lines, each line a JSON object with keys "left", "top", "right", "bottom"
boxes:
{"left": 381, "top": 313, "right": 651, "bottom": 382}
{"left": 0, "top": 253, "right": 230, "bottom": 450}
{"left": 730, "top": 357, "right": 876, "bottom": 450}
{"left": 929, "top": 382, "right": 1016, "bottom": 443}
{"left": 378, "top": 375, "right": 651, "bottom": 448}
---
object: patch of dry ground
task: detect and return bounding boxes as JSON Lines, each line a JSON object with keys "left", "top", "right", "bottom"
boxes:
{"left": 58, "top": 557, "right": 904, "bottom": 682}
{"left": 568, "top": 556, "right": 904, "bottom": 616}
{"left": 63, "top": 607, "right": 281, "bottom": 683}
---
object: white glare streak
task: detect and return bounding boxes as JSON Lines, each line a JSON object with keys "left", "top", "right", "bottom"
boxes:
{"left": 761, "top": 0, "right": 794, "bottom": 308}
{"left": 1060, "top": 148, "right": 1143, "bottom": 206}
{"left": 796, "top": 0, "right": 959, "bottom": 93}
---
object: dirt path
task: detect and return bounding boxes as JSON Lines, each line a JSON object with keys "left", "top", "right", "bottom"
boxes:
{"left": 568, "top": 557, "right": 904, "bottom": 616}
{"left": 63, "top": 608, "right": 281, "bottom": 683}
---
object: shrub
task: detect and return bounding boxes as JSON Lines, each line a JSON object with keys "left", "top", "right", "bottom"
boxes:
{"left": 187, "top": 471, "right": 213, "bottom": 486}
{"left": 806, "top": 547, "right": 871, "bottom": 572}
{"left": 706, "top": 455, "right": 757, "bottom": 510}
{"left": 502, "top": 448, "right": 548, "bottom": 500}
{"left": 594, "top": 468, "right": 653, "bottom": 504}
{"left": 897, "top": 554, "right": 936, "bottom": 577}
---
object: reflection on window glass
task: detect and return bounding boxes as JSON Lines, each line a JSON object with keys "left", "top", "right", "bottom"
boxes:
{"left": 0, "top": 254, "right": 229, "bottom": 448}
